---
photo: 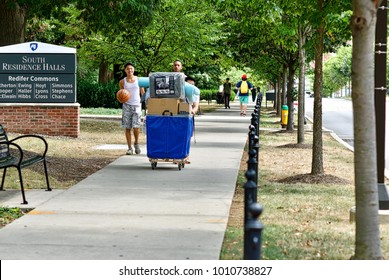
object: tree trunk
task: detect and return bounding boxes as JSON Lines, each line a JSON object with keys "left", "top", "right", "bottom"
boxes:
{"left": 286, "top": 62, "right": 295, "bottom": 131}
{"left": 298, "top": 25, "right": 306, "bottom": 144}
{"left": 0, "top": 0, "right": 27, "bottom": 46}
{"left": 280, "top": 65, "right": 288, "bottom": 124}
{"left": 281, "top": 64, "right": 287, "bottom": 106}
{"left": 350, "top": 0, "right": 383, "bottom": 260}
{"left": 276, "top": 77, "right": 281, "bottom": 115}
{"left": 113, "top": 64, "right": 123, "bottom": 82}
{"left": 311, "top": 6, "right": 325, "bottom": 175}
{"left": 98, "top": 60, "right": 110, "bottom": 84}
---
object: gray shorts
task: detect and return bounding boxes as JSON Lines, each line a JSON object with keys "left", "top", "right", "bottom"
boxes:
{"left": 122, "top": 103, "right": 141, "bottom": 128}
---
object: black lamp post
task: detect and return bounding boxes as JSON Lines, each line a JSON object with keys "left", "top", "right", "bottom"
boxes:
{"left": 375, "top": 0, "right": 389, "bottom": 210}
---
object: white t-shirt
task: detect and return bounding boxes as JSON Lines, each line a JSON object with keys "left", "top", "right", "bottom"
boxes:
{"left": 123, "top": 77, "right": 141, "bottom": 106}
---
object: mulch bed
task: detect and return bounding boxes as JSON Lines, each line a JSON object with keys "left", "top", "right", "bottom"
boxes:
{"left": 277, "top": 173, "right": 351, "bottom": 185}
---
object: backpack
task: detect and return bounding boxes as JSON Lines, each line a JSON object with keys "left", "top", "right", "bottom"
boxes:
{"left": 240, "top": 81, "right": 248, "bottom": 94}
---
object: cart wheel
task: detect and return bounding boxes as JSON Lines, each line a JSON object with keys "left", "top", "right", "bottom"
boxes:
{"left": 178, "top": 163, "right": 182, "bottom": 170}
{"left": 151, "top": 162, "right": 157, "bottom": 170}
{"left": 182, "top": 163, "right": 185, "bottom": 168}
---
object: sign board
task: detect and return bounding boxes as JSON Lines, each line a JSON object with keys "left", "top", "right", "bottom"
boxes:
{"left": 0, "top": 42, "right": 76, "bottom": 103}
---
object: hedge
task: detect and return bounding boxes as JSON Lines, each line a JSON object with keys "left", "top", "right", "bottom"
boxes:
{"left": 76, "top": 82, "right": 234, "bottom": 108}
{"left": 77, "top": 80, "right": 121, "bottom": 108}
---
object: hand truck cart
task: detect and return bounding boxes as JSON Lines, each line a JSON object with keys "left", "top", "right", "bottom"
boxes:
{"left": 146, "top": 113, "right": 194, "bottom": 170}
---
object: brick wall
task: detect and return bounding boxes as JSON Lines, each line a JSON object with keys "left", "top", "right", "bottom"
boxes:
{"left": 0, "top": 103, "right": 80, "bottom": 137}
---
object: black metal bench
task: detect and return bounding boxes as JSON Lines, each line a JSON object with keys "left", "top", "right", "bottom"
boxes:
{"left": 0, "top": 124, "right": 51, "bottom": 204}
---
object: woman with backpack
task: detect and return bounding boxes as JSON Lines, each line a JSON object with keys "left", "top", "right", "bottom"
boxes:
{"left": 235, "top": 74, "right": 253, "bottom": 116}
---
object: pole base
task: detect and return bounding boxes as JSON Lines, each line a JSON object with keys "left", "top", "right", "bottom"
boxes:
{"left": 378, "top": 183, "right": 389, "bottom": 210}
{"left": 349, "top": 206, "right": 389, "bottom": 224}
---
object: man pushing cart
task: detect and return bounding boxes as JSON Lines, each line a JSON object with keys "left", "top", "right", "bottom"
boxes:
{"left": 143, "top": 72, "right": 199, "bottom": 170}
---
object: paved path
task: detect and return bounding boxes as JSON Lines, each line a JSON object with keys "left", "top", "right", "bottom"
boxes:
{"left": 0, "top": 101, "right": 254, "bottom": 260}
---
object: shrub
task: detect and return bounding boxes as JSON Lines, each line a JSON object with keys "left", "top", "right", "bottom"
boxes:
{"left": 200, "top": 89, "right": 217, "bottom": 101}
{"left": 77, "top": 80, "right": 120, "bottom": 108}
{"left": 77, "top": 81, "right": 233, "bottom": 108}
{"left": 200, "top": 89, "right": 236, "bottom": 101}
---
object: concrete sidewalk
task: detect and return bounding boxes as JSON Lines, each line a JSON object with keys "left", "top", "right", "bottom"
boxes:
{"left": 0, "top": 102, "right": 254, "bottom": 260}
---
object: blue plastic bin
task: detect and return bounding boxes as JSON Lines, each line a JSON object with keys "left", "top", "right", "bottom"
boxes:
{"left": 146, "top": 115, "right": 193, "bottom": 159}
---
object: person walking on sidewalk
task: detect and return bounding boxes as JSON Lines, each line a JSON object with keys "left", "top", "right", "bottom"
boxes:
{"left": 251, "top": 86, "right": 259, "bottom": 103}
{"left": 236, "top": 74, "right": 253, "bottom": 116}
{"left": 172, "top": 60, "right": 197, "bottom": 164}
{"left": 172, "top": 60, "right": 200, "bottom": 115}
{"left": 223, "top": 78, "right": 232, "bottom": 109}
{"left": 119, "top": 62, "right": 145, "bottom": 155}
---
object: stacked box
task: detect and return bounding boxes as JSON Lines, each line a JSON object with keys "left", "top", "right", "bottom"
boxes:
{"left": 149, "top": 72, "right": 185, "bottom": 99}
{"left": 178, "top": 102, "right": 191, "bottom": 115}
{"left": 147, "top": 98, "right": 179, "bottom": 115}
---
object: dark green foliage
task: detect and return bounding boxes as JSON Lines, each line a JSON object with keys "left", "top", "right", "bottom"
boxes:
{"left": 200, "top": 89, "right": 217, "bottom": 101}
{"left": 75, "top": 0, "right": 160, "bottom": 35}
{"left": 200, "top": 89, "right": 236, "bottom": 102}
{"left": 77, "top": 82, "right": 228, "bottom": 108}
{"left": 77, "top": 80, "right": 121, "bottom": 108}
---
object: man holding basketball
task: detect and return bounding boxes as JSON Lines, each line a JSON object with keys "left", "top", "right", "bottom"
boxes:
{"left": 119, "top": 62, "right": 145, "bottom": 155}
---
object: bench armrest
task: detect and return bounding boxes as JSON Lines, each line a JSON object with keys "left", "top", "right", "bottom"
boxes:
{"left": 0, "top": 141, "right": 24, "bottom": 166}
{"left": 9, "top": 135, "right": 49, "bottom": 157}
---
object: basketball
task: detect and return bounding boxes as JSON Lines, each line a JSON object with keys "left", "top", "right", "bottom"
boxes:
{"left": 116, "top": 89, "right": 130, "bottom": 103}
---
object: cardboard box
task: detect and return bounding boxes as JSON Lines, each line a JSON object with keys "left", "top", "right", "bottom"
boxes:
{"left": 149, "top": 72, "right": 185, "bottom": 99}
{"left": 179, "top": 102, "right": 191, "bottom": 115}
{"left": 147, "top": 98, "right": 179, "bottom": 115}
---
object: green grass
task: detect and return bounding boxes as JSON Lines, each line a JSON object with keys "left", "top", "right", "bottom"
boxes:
{"left": 258, "top": 183, "right": 355, "bottom": 260}
{"left": 221, "top": 182, "right": 358, "bottom": 260}
{"left": 79, "top": 103, "right": 220, "bottom": 115}
{"left": 80, "top": 107, "right": 122, "bottom": 115}
{"left": 258, "top": 112, "right": 281, "bottom": 128}
{"left": 220, "top": 106, "right": 389, "bottom": 260}
{"left": 0, "top": 207, "right": 25, "bottom": 227}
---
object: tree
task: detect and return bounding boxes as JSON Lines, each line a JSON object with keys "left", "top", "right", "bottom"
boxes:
{"left": 62, "top": 0, "right": 224, "bottom": 85}
{"left": 311, "top": 0, "right": 326, "bottom": 175}
{"left": 285, "top": 0, "right": 316, "bottom": 144}
{"left": 322, "top": 47, "right": 352, "bottom": 97}
{"left": 124, "top": 0, "right": 225, "bottom": 76}
{"left": 1, "top": 0, "right": 160, "bottom": 83}
{"left": 0, "top": 0, "right": 48, "bottom": 46}
{"left": 74, "top": 0, "right": 160, "bottom": 82}
{"left": 216, "top": 0, "right": 301, "bottom": 129}
{"left": 0, "top": 0, "right": 73, "bottom": 46}
{"left": 0, "top": 0, "right": 27, "bottom": 45}
{"left": 310, "top": 0, "right": 352, "bottom": 175}
{"left": 350, "top": 0, "right": 383, "bottom": 260}
{"left": 76, "top": 0, "right": 160, "bottom": 37}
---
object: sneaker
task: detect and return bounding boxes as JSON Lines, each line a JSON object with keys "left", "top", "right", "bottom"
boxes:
{"left": 134, "top": 144, "right": 141, "bottom": 154}
{"left": 126, "top": 148, "right": 133, "bottom": 155}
